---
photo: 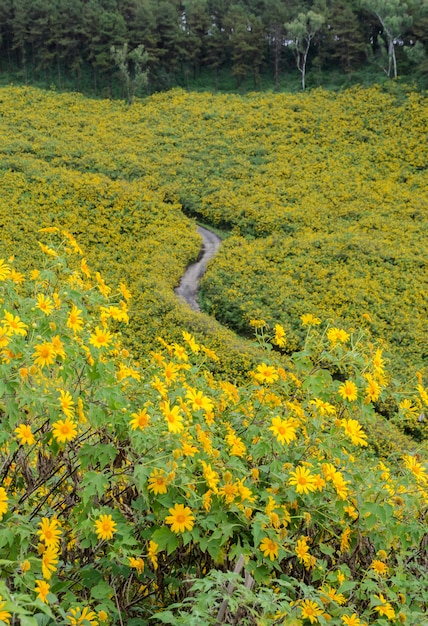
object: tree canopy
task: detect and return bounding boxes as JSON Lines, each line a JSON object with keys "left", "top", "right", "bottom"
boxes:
{"left": 0, "top": 0, "right": 427, "bottom": 95}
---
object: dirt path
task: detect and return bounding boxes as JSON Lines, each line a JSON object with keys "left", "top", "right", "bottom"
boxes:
{"left": 175, "top": 225, "right": 222, "bottom": 311}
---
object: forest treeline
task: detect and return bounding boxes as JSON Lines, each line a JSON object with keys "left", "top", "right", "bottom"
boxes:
{"left": 0, "top": 0, "right": 427, "bottom": 97}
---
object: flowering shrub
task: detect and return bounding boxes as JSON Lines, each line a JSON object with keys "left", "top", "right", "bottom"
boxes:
{"left": 0, "top": 235, "right": 426, "bottom": 624}
{"left": 0, "top": 84, "right": 426, "bottom": 382}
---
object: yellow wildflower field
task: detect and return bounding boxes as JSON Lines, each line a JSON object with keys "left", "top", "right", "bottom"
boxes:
{"left": 0, "top": 84, "right": 426, "bottom": 381}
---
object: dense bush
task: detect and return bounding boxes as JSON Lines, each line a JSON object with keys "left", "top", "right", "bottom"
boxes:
{"left": 0, "top": 235, "right": 426, "bottom": 625}
{"left": 1, "top": 85, "right": 426, "bottom": 380}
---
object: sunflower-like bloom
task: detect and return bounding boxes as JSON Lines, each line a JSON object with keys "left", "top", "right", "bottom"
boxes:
{"left": 165, "top": 503, "right": 195, "bottom": 533}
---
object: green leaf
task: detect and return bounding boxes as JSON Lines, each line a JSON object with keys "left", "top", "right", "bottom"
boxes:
{"left": 81, "top": 471, "right": 109, "bottom": 506}
{"left": 81, "top": 567, "right": 104, "bottom": 588}
{"left": 149, "top": 611, "right": 176, "bottom": 623}
{"left": 90, "top": 581, "right": 114, "bottom": 601}
{"left": 151, "top": 527, "right": 179, "bottom": 555}
{"left": 18, "top": 617, "right": 38, "bottom": 626}
{"left": 96, "top": 443, "right": 118, "bottom": 470}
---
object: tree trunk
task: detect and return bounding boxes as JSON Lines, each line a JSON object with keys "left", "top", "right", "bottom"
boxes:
{"left": 57, "top": 55, "right": 62, "bottom": 90}
{"left": 391, "top": 40, "right": 397, "bottom": 78}
{"left": 7, "top": 43, "right": 12, "bottom": 72}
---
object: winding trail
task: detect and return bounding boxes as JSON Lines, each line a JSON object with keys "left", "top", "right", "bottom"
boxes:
{"left": 175, "top": 225, "right": 222, "bottom": 311}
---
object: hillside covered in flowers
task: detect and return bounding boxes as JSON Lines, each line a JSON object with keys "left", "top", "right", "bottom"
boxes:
{"left": 0, "top": 84, "right": 427, "bottom": 624}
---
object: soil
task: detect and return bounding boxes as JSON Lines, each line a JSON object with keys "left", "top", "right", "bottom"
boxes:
{"left": 175, "top": 225, "right": 222, "bottom": 311}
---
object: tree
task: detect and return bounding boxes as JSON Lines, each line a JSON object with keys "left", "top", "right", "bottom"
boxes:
{"left": 361, "top": 0, "right": 413, "bottom": 78}
{"left": 83, "top": 1, "right": 127, "bottom": 95}
{"left": 111, "top": 41, "right": 149, "bottom": 103}
{"left": 259, "top": 0, "right": 289, "bottom": 89}
{"left": 205, "top": 24, "right": 228, "bottom": 90}
{"left": 182, "top": 0, "right": 211, "bottom": 80}
{"left": 285, "top": 10, "right": 325, "bottom": 89}
{"left": 320, "top": 0, "right": 367, "bottom": 72}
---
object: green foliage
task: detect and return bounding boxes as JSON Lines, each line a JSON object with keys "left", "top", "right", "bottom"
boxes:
{"left": 111, "top": 42, "right": 149, "bottom": 104}
{"left": 0, "top": 0, "right": 427, "bottom": 95}
{"left": 0, "top": 240, "right": 426, "bottom": 624}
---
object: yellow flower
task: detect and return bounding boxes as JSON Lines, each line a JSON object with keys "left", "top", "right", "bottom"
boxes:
{"left": 147, "top": 540, "right": 159, "bottom": 570}
{"left": 10, "top": 268, "right": 25, "bottom": 284}
{"left": 98, "top": 611, "right": 108, "bottom": 623}
{"left": 53, "top": 292, "right": 61, "bottom": 308}
{"left": 160, "top": 401, "right": 184, "bottom": 434}
{"left": 36, "top": 293, "right": 54, "bottom": 316}
{"left": 20, "top": 560, "right": 31, "bottom": 573}
{"left": 0, "top": 607, "right": 11, "bottom": 626}
{"left": 51, "top": 335, "right": 66, "bottom": 359}
{"left": 30, "top": 269, "right": 41, "bottom": 281}
{"left": 165, "top": 503, "right": 195, "bottom": 533}
{"left": 33, "top": 342, "right": 56, "bottom": 368}
{"left": 373, "top": 348, "right": 385, "bottom": 372}
{"left": 201, "top": 344, "right": 219, "bottom": 361}
{"left": 37, "top": 517, "right": 62, "bottom": 546}
{"left": 340, "top": 527, "right": 351, "bottom": 553}
{"left": 14, "top": 424, "right": 36, "bottom": 446}
{"left": 417, "top": 384, "right": 428, "bottom": 406}
{"left": 163, "top": 362, "right": 179, "bottom": 384}
{"left": 327, "top": 327, "right": 350, "bottom": 345}
{"left": 0, "top": 325, "right": 11, "bottom": 349}
{"left": 310, "top": 398, "right": 336, "bottom": 416}
{"left": 89, "top": 326, "right": 113, "bottom": 349}
{"left": 295, "top": 536, "right": 310, "bottom": 563}
{"left": 254, "top": 363, "right": 279, "bottom": 384}
{"left": 338, "top": 380, "right": 358, "bottom": 402}
{"left": 299, "top": 599, "right": 323, "bottom": 624}
{"left": 249, "top": 318, "right": 266, "bottom": 328}
{"left": 94, "top": 514, "right": 117, "bottom": 541}
{"left": 202, "top": 489, "right": 213, "bottom": 511}
{"left": 0, "top": 259, "right": 11, "bottom": 280}
{"left": 67, "top": 305, "right": 84, "bottom": 332}
{"left": 129, "top": 408, "right": 150, "bottom": 430}
{"left": 341, "top": 418, "right": 368, "bottom": 446}
{"left": 120, "top": 282, "right": 132, "bottom": 301}
{"left": 3, "top": 309, "right": 27, "bottom": 336}
{"left": 81, "top": 258, "right": 91, "bottom": 277}
{"left": 41, "top": 545, "right": 59, "bottom": 580}
{"left": 95, "top": 272, "right": 111, "bottom": 298}
{"left": 151, "top": 376, "right": 168, "bottom": 397}
{"left": 259, "top": 536, "right": 279, "bottom": 561}
{"left": 364, "top": 373, "right": 381, "bottom": 402}
{"left": 35, "top": 579, "right": 50, "bottom": 603}
{"left": 273, "top": 323, "right": 286, "bottom": 347}
{"left": 182, "top": 330, "right": 200, "bottom": 352}
{"left": 38, "top": 241, "right": 58, "bottom": 257}
{"left": 269, "top": 416, "right": 297, "bottom": 445}
{"left": 403, "top": 455, "right": 427, "bottom": 482}
{"left": 129, "top": 557, "right": 145, "bottom": 575}
{"left": 374, "top": 594, "right": 395, "bottom": 619}
{"left": 289, "top": 466, "right": 317, "bottom": 495}
{"left": 370, "top": 559, "right": 388, "bottom": 576}
{"left": 59, "top": 390, "right": 75, "bottom": 419}
{"left": 0, "top": 596, "right": 11, "bottom": 625}
{"left": 66, "top": 606, "right": 99, "bottom": 625}
{"left": 148, "top": 469, "right": 169, "bottom": 495}
{"left": 320, "top": 584, "right": 346, "bottom": 605}
{"left": 399, "top": 399, "right": 418, "bottom": 415}
{"left": 0, "top": 487, "right": 8, "bottom": 520}
{"left": 301, "top": 313, "right": 321, "bottom": 326}
{"left": 185, "top": 388, "right": 214, "bottom": 413}
{"left": 52, "top": 417, "right": 78, "bottom": 444}
{"left": 201, "top": 461, "right": 219, "bottom": 491}
{"left": 342, "top": 615, "right": 362, "bottom": 626}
